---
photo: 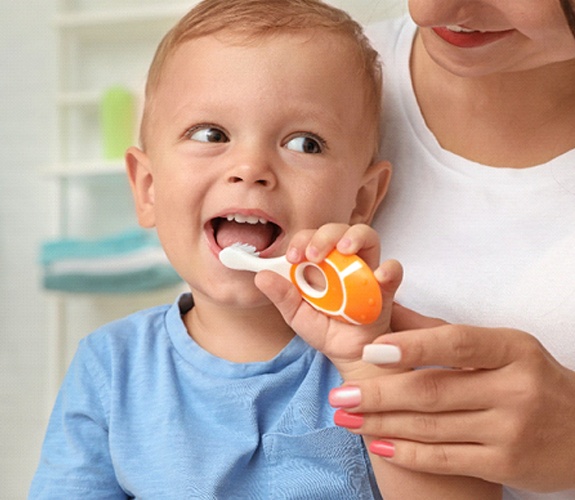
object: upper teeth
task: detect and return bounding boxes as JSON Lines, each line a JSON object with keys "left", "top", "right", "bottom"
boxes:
{"left": 446, "top": 25, "right": 481, "bottom": 33}
{"left": 226, "top": 214, "right": 268, "bottom": 225}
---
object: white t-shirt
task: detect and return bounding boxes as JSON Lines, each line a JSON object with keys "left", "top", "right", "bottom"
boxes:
{"left": 366, "top": 16, "right": 575, "bottom": 500}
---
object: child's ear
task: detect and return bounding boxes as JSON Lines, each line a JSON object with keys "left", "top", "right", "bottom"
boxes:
{"left": 350, "top": 160, "right": 392, "bottom": 225}
{"left": 126, "top": 146, "right": 156, "bottom": 228}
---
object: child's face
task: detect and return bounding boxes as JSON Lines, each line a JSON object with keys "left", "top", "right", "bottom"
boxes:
{"left": 128, "top": 31, "right": 389, "bottom": 309}
{"left": 409, "top": 0, "right": 575, "bottom": 77}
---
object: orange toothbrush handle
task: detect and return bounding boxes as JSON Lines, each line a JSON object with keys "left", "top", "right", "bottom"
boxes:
{"left": 289, "top": 249, "right": 382, "bottom": 325}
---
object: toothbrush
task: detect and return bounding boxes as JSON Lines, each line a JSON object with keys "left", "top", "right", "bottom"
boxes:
{"left": 219, "top": 243, "right": 382, "bottom": 325}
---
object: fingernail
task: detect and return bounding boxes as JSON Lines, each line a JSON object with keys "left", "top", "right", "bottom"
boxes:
{"left": 306, "top": 246, "right": 320, "bottom": 261}
{"left": 337, "top": 237, "right": 352, "bottom": 251}
{"left": 362, "top": 344, "right": 402, "bottom": 364}
{"left": 374, "top": 267, "right": 387, "bottom": 282}
{"left": 329, "top": 386, "right": 361, "bottom": 408}
{"left": 334, "top": 409, "right": 364, "bottom": 429}
{"left": 369, "top": 440, "right": 395, "bottom": 458}
{"left": 286, "top": 247, "right": 301, "bottom": 262}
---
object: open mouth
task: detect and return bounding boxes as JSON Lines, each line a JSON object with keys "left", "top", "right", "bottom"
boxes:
{"left": 211, "top": 214, "right": 282, "bottom": 253}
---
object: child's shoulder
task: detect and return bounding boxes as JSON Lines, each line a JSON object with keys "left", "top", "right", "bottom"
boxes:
{"left": 91, "top": 301, "right": 171, "bottom": 337}
{"left": 78, "top": 300, "right": 177, "bottom": 364}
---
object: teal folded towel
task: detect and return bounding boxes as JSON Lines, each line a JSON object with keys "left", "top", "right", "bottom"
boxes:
{"left": 40, "top": 229, "right": 182, "bottom": 293}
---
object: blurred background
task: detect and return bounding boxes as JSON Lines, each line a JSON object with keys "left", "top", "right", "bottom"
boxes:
{"left": 0, "top": 0, "right": 406, "bottom": 497}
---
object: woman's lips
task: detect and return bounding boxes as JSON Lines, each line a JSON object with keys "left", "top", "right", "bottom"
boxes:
{"left": 432, "top": 26, "right": 514, "bottom": 48}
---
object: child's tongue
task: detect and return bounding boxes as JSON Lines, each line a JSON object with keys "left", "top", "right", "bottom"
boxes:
{"left": 215, "top": 220, "right": 274, "bottom": 252}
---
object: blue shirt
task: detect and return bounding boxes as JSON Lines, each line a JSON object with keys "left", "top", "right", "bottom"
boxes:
{"left": 30, "top": 294, "right": 380, "bottom": 499}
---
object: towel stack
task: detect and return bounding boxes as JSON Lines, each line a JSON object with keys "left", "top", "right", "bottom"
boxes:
{"left": 40, "top": 229, "right": 182, "bottom": 293}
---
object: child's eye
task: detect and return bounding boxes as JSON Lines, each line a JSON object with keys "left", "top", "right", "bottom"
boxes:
{"left": 284, "top": 134, "right": 325, "bottom": 154}
{"left": 186, "top": 125, "right": 229, "bottom": 143}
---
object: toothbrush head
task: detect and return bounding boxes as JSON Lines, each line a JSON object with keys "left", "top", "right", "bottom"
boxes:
{"left": 218, "top": 243, "right": 260, "bottom": 270}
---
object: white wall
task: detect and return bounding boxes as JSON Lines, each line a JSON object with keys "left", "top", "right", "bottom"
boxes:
{"left": 0, "top": 0, "right": 58, "bottom": 498}
{"left": 0, "top": 1, "right": 406, "bottom": 498}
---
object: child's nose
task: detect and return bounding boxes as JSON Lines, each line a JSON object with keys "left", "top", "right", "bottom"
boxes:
{"left": 226, "top": 154, "right": 277, "bottom": 188}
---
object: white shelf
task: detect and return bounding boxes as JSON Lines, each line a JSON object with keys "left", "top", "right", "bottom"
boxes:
{"left": 55, "top": 3, "right": 191, "bottom": 29}
{"left": 57, "top": 89, "right": 143, "bottom": 108}
{"left": 43, "top": 160, "right": 126, "bottom": 178}
{"left": 57, "top": 90, "right": 100, "bottom": 107}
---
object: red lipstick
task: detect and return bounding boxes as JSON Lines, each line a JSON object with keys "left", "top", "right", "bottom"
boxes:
{"left": 432, "top": 26, "right": 514, "bottom": 48}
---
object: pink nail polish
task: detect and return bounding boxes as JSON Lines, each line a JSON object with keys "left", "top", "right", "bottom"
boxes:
{"left": 334, "top": 409, "right": 364, "bottom": 429}
{"left": 369, "top": 440, "right": 395, "bottom": 458}
{"left": 329, "top": 386, "right": 361, "bottom": 408}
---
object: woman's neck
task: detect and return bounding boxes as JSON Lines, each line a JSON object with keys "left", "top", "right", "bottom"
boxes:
{"left": 411, "top": 33, "right": 575, "bottom": 168}
{"left": 183, "top": 297, "right": 295, "bottom": 363}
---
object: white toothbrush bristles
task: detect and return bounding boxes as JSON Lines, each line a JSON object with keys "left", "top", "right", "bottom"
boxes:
{"left": 229, "top": 242, "right": 259, "bottom": 255}
{"left": 219, "top": 242, "right": 291, "bottom": 277}
{"left": 219, "top": 243, "right": 260, "bottom": 271}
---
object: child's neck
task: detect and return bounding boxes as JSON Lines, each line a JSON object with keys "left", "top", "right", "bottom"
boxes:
{"left": 183, "top": 298, "right": 295, "bottom": 363}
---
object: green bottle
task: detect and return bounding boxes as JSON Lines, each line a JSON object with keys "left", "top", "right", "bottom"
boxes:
{"left": 100, "top": 86, "right": 136, "bottom": 160}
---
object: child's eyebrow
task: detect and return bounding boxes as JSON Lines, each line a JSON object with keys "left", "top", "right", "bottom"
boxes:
{"left": 286, "top": 108, "right": 346, "bottom": 133}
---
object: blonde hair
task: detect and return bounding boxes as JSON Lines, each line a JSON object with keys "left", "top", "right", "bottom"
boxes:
{"left": 141, "top": 0, "right": 382, "bottom": 152}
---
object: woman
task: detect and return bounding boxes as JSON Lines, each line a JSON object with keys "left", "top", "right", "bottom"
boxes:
{"left": 329, "top": 1, "right": 575, "bottom": 498}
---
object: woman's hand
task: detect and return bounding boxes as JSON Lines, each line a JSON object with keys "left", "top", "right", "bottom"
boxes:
{"left": 332, "top": 304, "right": 575, "bottom": 492}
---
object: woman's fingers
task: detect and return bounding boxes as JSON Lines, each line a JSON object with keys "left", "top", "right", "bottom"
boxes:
{"left": 367, "top": 322, "right": 534, "bottom": 371}
{"left": 331, "top": 367, "right": 494, "bottom": 414}
{"left": 368, "top": 439, "right": 497, "bottom": 480}
{"left": 336, "top": 407, "right": 494, "bottom": 444}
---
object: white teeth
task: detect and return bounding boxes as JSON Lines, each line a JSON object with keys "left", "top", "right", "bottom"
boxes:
{"left": 446, "top": 25, "right": 481, "bottom": 33}
{"left": 225, "top": 214, "right": 268, "bottom": 225}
